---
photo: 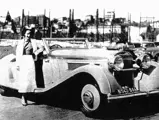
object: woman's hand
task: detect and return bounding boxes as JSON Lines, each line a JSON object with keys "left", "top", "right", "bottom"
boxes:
{"left": 32, "top": 53, "right": 38, "bottom": 61}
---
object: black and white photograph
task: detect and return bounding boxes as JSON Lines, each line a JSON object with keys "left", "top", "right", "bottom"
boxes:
{"left": 1, "top": 0, "right": 159, "bottom": 120}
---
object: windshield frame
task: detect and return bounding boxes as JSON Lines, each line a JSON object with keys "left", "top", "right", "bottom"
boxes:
{"left": 43, "top": 38, "right": 89, "bottom": 50}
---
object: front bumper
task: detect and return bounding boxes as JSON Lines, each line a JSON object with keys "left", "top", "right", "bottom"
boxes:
{"left": 107, "top": 90, "right": 159, "bottom": 102}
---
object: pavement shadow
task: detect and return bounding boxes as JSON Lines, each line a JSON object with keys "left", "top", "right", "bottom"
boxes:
{"left": 89, "top": 97, "right": 159, "bottom": 119}
{"left": 26, "top": 89, "right": 159, "bottom": 120}
{"left": 3, "top": 84, "right": 159, "bottom": 119}
{"left": 28, "top": 83, "right": 81, "bottom": 111}
{"left": 27, "top": 88, "right": 159, "bottom": 119}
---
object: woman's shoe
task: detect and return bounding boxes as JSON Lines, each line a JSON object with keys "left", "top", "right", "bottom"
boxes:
{"left": 21, "top": 94, "right": 28, "bottom": 106}
{"left": 22, "top": 102, "right": 27, "bottom": 106}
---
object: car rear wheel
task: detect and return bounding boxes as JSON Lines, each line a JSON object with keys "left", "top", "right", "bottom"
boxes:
{"left": 81, "top": 84, "right": 101, "bottom": 116}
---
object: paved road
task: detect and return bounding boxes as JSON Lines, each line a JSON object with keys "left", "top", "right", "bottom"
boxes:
{"left": 0, "top": 90, "right": 100, "bottom": 120}
{"left": 1, "top": 90, "right": 159, "bottom": 120}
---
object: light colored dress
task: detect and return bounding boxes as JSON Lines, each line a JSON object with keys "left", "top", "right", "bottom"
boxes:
{"left": 17, "top": 39, "right": 36, "bottom": 93}
{"left": 16, "top": 39, "right": 44, "bottom": 93}
{"left": 18, "top": 55, "right": 36, "bottom": 93}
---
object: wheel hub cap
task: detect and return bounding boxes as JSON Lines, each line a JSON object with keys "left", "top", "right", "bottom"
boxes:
{"left": 83, "top": 91, "right": 94, "bottom": 108}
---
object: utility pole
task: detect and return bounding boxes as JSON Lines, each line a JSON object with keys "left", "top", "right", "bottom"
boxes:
{"left": 103, "top": 9, "right": 105, "bottom": 42}
{"left": 153, "top": 17, "right": 155, "bottom": 28}
{"left": 68, "top": 9, "right": 71, "bottom": 37}
{"left": 72, "top": 9, "right": 74, "bottom": 21}
{"left": 28, "top": 11, "right": 29, "bottom": 26}
{"left": 43, "top": 9, "right": 46, "bottom": 38}
{"left": 128, "top": 12, "right": 131, "bottom": 42}
{"left": 22, "top": 9, "right": 24, "bottom": 29}
{"left": 96, "top": 9, "right": 99, "bottom": 42}
{"left": 21, "top": 9, "right": 25, "bottom": 37}
{"left": 72, "top": 9, "right": 75, "bottom": 37}
{"left": 49, "top": 10, "right": 52, "bottom": 38}
{"left": 139, "top": 13, "right": 141, "bottom": 37}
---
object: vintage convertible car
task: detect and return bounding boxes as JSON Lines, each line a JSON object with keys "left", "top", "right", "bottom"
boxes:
{"left": 131, "top": 41, "right": 159, "bottom": 62}
{"left": 106, "top": 42, "right": 126, "bottom": 50}
{"left": 0, "top": 38, "right": 159, "bottom": 116}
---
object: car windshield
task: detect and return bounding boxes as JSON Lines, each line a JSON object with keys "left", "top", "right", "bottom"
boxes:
{"left": 44, "top": 38, "right": 89, "bottom": 50}
{"left": 142, "top": 43, "right": 155, "bottom": 47}
{"left": 154, "top": 42, "right": 159, "bottom": 46}
{"left": 127, "top": 43, "right": 135, "bottom": 49}
{"left": 133, "top": 43, "right": 141, "bottom": 48}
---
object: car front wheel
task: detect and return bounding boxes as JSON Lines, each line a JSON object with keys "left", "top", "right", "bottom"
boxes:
{"left": 81, "top": 84, "right": 101, "bottom": 116}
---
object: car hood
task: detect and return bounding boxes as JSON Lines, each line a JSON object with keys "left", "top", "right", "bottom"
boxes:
{"left": 50, "top": 48, "right": 118, "bottom": 60}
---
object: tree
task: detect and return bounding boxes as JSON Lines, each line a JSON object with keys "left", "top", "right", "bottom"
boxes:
{"left": 3, "top": 11, "right": 17, "bottom": 34}
{"left": 3, "top": 11, "right": 12, "bottom": 27}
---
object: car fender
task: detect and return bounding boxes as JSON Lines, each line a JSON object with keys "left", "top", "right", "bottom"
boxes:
{"left": 153, "top": 51, "right": 159, "bottom": 58}
{"left": 135, "top": 61, "right": 159, "bottom": 91}
{"left": 67, "top": 64, "right": 120, "bottom": 95}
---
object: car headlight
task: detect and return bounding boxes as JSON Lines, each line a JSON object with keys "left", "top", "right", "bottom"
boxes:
{"left": 141, "top": 54, "right": 151, "bottom": 69}
{"left": 114, "top": 55, "right": 124, "bottom": 70}
{"left": 142, "top": 54, "right": 151, "bottom": 63}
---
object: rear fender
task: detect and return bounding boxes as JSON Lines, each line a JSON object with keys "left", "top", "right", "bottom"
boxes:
{"left": 0, "top": 54, "right": 16, "bottom": 87}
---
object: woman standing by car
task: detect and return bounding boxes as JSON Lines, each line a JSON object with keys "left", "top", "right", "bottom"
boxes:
{"left": 16, "top": 29, "right": 44, "bottom": 106}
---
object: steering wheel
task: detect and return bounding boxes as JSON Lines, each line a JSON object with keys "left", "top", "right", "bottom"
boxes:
{"left": 50, "top": 44, "right": 62, "bottom": 50}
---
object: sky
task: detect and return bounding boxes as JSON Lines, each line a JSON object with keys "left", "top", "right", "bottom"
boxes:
{"left": 0, "top": 0, "right": 158, "bottom": 22}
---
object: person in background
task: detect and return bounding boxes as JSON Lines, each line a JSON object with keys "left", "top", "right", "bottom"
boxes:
{"left": 16, "top": 30, "right": 44, "bottom": 106}
{"left": 35, "top": 27, "right": 42, "bottom": 40}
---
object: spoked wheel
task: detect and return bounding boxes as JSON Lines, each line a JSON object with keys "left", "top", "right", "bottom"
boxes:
{"left": 81, "top": 84, "right": 101, "bottom": 116}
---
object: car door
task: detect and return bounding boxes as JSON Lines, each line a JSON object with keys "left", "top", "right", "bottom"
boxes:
{"left": 41, "top": 53, "right": 53, "bottom": 87}
{"left": 42, "top": 53, "right": 61, "bottom": 88}
{"left": 41, "top": 39, "right": 61, "bottom": 87}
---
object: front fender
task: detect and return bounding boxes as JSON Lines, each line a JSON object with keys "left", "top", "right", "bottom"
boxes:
{"left": 135, "top": 61, "right": 159, "bottom": 91}
{"left": 153, "top": 52, "right": 159, "bottom": 58}
{"left": 70, "top": 65, "right": 120, "bottom": 95}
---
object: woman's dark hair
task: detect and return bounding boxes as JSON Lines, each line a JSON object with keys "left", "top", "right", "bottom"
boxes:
{"left": 22, "top": 27, "right": 35, "bottom": 38}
